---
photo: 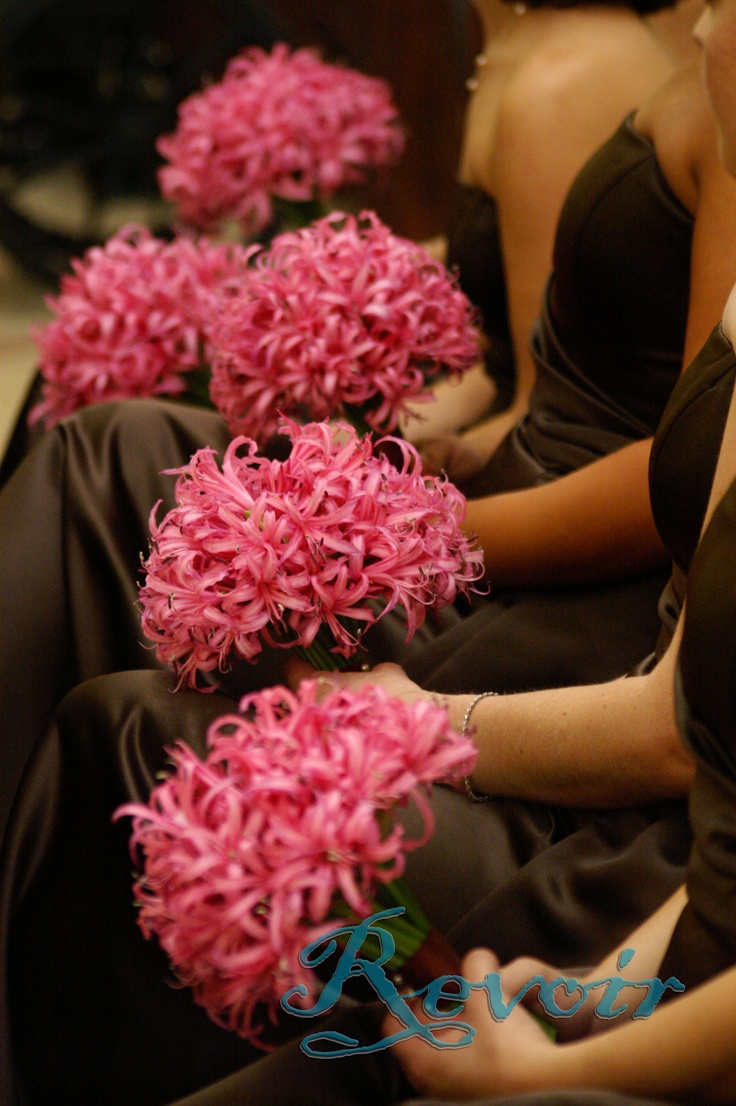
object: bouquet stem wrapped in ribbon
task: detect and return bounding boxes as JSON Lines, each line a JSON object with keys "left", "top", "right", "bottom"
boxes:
{"left": 138, "top": 419, "right": 485, "bottom": 688}
{"left": 114, "top": 680, "right": 477, "bottom": 1046}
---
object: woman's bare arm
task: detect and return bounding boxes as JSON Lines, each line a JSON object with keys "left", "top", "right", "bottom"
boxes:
{"left": 393, "top": 941, "right": 736, "bottom": 1104}
{"left": 288, "top": 618, "right": 693, "bottom": 809}
{"left": 464, "top": 436, "right": 667, "bottom": 587}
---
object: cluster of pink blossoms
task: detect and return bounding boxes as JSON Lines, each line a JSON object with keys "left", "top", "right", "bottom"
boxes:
{"left": 157, "top": 44, "right": 405, "bottom": 237}
{"left": 115, "top": 680, "right": 476, "bottom": 1043}
{"left": 139, "top": 419, "right": 485, "bottom": 687}
{"left": 29, "top": 225, "right": 249, "bottom": 429}
{"left": 208, "top": 211, "right": 480, "bottom": 442}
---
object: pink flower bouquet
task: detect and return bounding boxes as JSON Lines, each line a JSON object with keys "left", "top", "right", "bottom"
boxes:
{"left": 139, "top": 419, "right": 484, "bottom": 688}
{"left": 114, "top": 679, "right": 477, "bottom": 1044}
{"left": 29, "top": 225, "right": 249, "bottom": 429}
{"left": 208, "top": 210, "right": 481, "bottom": 442}
{"left": 157, "top": 44, "right": 405, "bottom": 239}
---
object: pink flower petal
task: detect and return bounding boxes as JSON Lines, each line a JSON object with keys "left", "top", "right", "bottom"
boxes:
{"left": 114, "top": 680, "right": 476, "bottom": 1043}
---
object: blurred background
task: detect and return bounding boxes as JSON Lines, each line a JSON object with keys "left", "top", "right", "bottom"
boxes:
{"left": 0, "top": 0, "right": 479, "bottom": 453}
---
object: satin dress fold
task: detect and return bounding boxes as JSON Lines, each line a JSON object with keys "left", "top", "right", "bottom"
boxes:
{"left": 3, "top": 323, "right": 734, "bottom": 1105}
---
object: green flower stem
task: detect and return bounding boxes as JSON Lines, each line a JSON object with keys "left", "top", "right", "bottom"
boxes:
{"left": 341, "top": 403, "right": 373, "bottom": 439}
{"left": 177, "top": 365, "right": 216, "bottom": 410}
{"left": 295, "top": 622, "right": 367, "bottom": 673}
{"left": 374, "top": 878, "right": 557, "bottom": 1041}
{"left": 374, "top": 877, "right": 431, "bottom": 966}
{"left": 296, "top": 638, "right": 351, "bottom": 673}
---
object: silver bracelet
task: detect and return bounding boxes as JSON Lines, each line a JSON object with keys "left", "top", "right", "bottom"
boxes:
{"left": 461, "top": 691, "right": 497, "bottom": 802}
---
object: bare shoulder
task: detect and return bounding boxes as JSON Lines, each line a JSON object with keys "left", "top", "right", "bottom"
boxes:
{"left": 635, "top": 65, "right": 721, "bottom": 213}
{"left": 501, "top": 12, "right": 673, "bottom": 124}
{"left": 491, "top": 12, "right": 675, "bottom": 180}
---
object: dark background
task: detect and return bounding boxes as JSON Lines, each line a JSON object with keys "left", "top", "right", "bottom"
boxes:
{"left": 0, "top": 0, "right": 480, "bottom": 284}
{"left": 268, "top": 0, "right": 480, "bottom": 239}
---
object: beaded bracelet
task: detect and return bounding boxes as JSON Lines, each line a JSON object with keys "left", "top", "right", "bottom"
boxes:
{"left": 461, "top": 691, "right": 497, "bottom": 802}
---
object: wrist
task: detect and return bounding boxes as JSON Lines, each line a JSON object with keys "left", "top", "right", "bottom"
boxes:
{"left": 483, "top": 1031, "right": 565, "bottom": 1098}
{"left": 529, "top": 1037, "right": 600, "bottom": 1096}
{"left": 461, "top": 691, "right": 497, "bottom": 801}
{"left": 443, "top": 693, "right": 477, "bottom": 735}
{"left": 436, "top": 691, "right": 498, "bottom": 796}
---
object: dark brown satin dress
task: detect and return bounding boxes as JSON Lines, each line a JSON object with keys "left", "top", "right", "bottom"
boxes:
{"left": 445, "top": 182, "right": 516, "bottom": 413}
{"left": 2, "top": 326, "right": 734, "bottom": 1105}
{"left": 657, "top": 473, "right": 736, "bottom": 992}
{"left": 0, "top": 114, "right": 698, "bottom": 856}
{"left": 398, "top": 112, "right": 695, "bottom": 693}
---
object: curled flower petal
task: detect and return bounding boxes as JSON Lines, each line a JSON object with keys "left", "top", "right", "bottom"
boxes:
{"left": 157, "top": 44, "right": 405, "bottom": 237}
{"left": 138, "top": 419, "right": 485, "bottom": 687}
{"left": 114, "top": 680, "right": 477, "bottom": 1043}
{"left": 208, "top": 210, "right": 480, "bottom": 441}
{"left": 29, "top": 225, "right": 251, "bottom": 429}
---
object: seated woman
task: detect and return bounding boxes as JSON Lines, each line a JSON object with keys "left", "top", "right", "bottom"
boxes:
{"left": 4, "top": 139, "right": 736, "bottom": 1105}
{"left": 403, "top": 0, "right": 685, "bottom": 444}
{"left": 1, "top": 42, "right": 735, "bottom": 859}
{"left": 4, "top": 6, "right": 733, "bottom": 1094}
{"left": 389, "top": 290, "right": 736, "bottom": 1106}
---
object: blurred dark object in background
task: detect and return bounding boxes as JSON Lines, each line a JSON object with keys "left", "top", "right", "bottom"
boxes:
{"left": 0, "top": 0, "right": 475, "bottom": 284}
{"left": 270, "top": 0, "right": 477, "bottom": 241}
{"left": 0, "top": 0, "right": 291, "bottom": 283}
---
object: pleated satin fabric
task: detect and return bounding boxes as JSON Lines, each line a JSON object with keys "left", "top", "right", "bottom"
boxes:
{"left": 0, "top": 399, "right": 232, "bottom": 848}
{"left": 0, "top": 669, "right": 690, "bottom": 1105}
{"left": 659, "top": 478, "right": 736, "bottom": 991}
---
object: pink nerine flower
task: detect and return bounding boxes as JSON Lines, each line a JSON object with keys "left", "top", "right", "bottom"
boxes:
{"left": 139, "top": 419, "right": 485, "bottom": 687}
{"left": 209, "top": 210, "right": 480, "bottom": 441}
{"left": 157, "top": 44, "right": 405, "bottom": 237}
{"left": 114, "top": 680, "right": 477, "bottom": 1043}
{"left": 29, "top": 225, "right": 251, "bottom": 429}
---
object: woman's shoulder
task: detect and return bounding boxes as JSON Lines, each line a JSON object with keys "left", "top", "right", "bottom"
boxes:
{"left": 487, "top": 12, "right": 675, "bottom": 191}
{"left": 495, "top": 10, "right": 672, "bottom": 154}
{"left": 634, "top": 65, "right": 722, "bottom": 214}
{"left": 499, "top": 9, "right": 674, "bottom": 116}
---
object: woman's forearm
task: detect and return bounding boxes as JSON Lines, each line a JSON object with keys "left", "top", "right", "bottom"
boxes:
{"left": 464, "top": 437, "right": 669, "bottom": 588}
{"left": 501, "top": 886, "right": 688, "bottom": 1024}
{"left": 541, "top": 964, "right": 736, "bottom": 1104}
{"left": 300, "top": 635, "right": 692, "bottom": 809}
{"left": 452, "top": 637, "right": 693, "bottom": 806}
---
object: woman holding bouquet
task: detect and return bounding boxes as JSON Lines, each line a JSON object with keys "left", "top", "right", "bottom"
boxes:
{"left": 2, "top": 247, "right": 736, "bottom": 1105}
{"left": 320, "top": 273, "right": 736, "bottom": 1106}
{"left": 2, "top": 24, "right": 735, "bottom": 841}
{"left": 2, "top": 5, "right": 732, "bottom": 1100}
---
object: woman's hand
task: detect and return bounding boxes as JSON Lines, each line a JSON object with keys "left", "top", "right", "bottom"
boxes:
{"left": 284, "top": 658, "right": 435, "bottom": 708}
{"left": 418, "top": 401, "right": 526, "bottom": 488}
{"left": 419, "top": 434, "right": 487, "bottom": 485}
{"left": 498, "top": 955, "right": 597, "bottom": 1042}
{"left": 388, "top": 948, "right": 557, "bottom": 1100}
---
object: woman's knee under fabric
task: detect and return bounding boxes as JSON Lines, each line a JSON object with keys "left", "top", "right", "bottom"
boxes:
{"left": 1, "top": 672, "right": 304, "bottom": 1105}
{"left": 0, "top": 400, "right": 231, "bottom": 848}
{"left": 2, "top": 670, "right": 689, "bottom": 1105}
